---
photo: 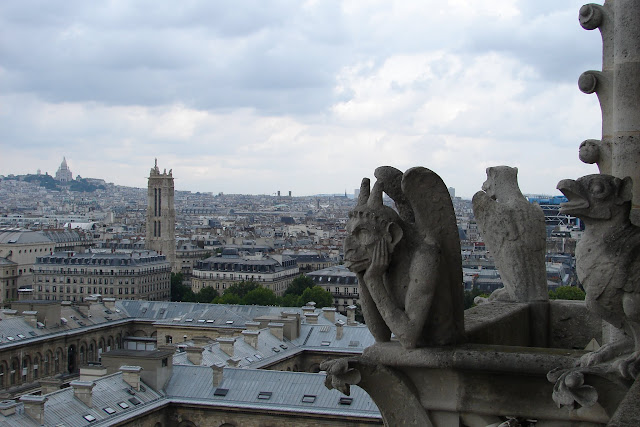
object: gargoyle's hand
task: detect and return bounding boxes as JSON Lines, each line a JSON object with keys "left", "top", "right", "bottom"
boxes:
{"left": 364, "top": 240, "right": 390, "bottom": 283}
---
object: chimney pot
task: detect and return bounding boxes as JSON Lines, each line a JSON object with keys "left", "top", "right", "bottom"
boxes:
{"left": 322, "top": 307, "right": 336, "bottom": 323}
{"left": 346, "top": 305, "right": 357, "bottom": 325}
{"left": 212, "top": 362, "right": 225, "bottom": 387}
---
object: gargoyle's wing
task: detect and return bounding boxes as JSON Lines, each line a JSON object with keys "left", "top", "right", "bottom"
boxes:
{"left": 401, "top": 167, "right": 465, "bottom": 331}
{"left": 374, "top": 166, "right": 415, "bottom": 224}
{"left": 401, "top": 167, "right": 459, "bottom": 244}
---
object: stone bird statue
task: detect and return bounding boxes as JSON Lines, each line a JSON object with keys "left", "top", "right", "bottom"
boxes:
{"left": 557, "top": 174, "right": 640, "bottom": 378}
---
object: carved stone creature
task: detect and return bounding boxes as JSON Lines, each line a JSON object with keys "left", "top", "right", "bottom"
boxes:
{"left": 343, "top": 166, "right": 465, "bottom": 349}
{"left": 557, "top": 174, "right": 640, "bottom": 379}
{"left": 472, "top": 166, "right": 548, "bottom": 302}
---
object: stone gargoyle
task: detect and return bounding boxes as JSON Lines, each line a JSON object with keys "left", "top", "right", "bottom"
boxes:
{"left": 343, "top": 166, "right": 465, "bottom": 349}
{"left": 557, "top": 174, "right": 640, "bottom": 380}
{"left": 472, "top": 166, "right": 548, "bottom": 302}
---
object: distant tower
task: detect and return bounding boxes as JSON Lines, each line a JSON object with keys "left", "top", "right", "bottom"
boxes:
{"left": 55, "top": 157, "right": 73, "bottom": 182}
{"left": 146, "top": 159, "right": 176, "bottom": 271}
{"left": 448, "top": 187, "right": 456, "bottom": 199}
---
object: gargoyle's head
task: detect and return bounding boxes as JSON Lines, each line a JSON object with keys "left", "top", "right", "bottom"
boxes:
{"left": 556, "top": 174, "right": 632, "bottom": 221}
{"left": 344, "top": 178, "right": 403, "bottom": 273}
{"left": 481, "top": 166, "right": 520, "bottom": 201}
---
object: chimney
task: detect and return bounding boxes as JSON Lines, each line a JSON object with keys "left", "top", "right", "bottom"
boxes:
{"left": 280, "top": 312, "right": 301, "bottom": 340}
{"left": 70, "top": 380, "right": 95, "bottom": 407}
{"left": 102, "top": 297, "right": 116, "bottom": 310}
{"left": 120, "top": 366, "right": 142, "bottom": 391}
{"left": 268, "top": 322, "right": 284, "bottom": 340}
{"left": 227, "top": 357, "right": 242, "bottom": 367}
{"left": 212, "top": 363, "right": 225, "bottom": 387}
{"left": 245, "top": 321, "right": 261, "bottom": 331}
{"left": 322, "top": 307, "right": 336, "bottom": 323}
{"left": 304, "top": 312, "right": 319, "bottom": 324}
{"left": 347, "top": 305, "right": 357, "bottom": 325}
{"left": 2, "top": 309, "right": 17, "bottom": 318}
{"left": 39, "top": 378, "right": 62, "bottom": 395}
{"left": 0, "top": 400, "right": 18, "bottom": 417}
{"left": 79, "top": 365, "right": 107, "bottom": 382}
{"left": 186, "top": 346, "right": 204, "bottom": 365}
{"left": 22, "top": 311, "right": 38, "bottom": 328}
{"left": 336, "top": 320, "right": 345, "bottom": 340}
{"left": 217, "top": 337, "right": 236, "bottom": 356}
{"left": 302, "top": 302, "right": 316, "bottom": 315}
{"left": 20, "top": 395, "right": 47, "bottom": 425}
{"left": 242, "top": 330, "right": 259, "bottom": 349}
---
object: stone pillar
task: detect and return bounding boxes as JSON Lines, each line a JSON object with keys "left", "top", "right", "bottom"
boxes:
{"left": 70, "top": 380, "right": 95, "bottom": 407}
{"left": 20, "top": 395, "right": 47, "bottom": 425}
{"left": 612, "top": 0, "right": 640, "bottom": 221}
{"left": 186, "top": 347, "right": 203, "bottom": 365}
{"left": 217, "top": 337, "right": 235, "bottom": 356}
{"left": 120, "top": 365, "right": 142, "bottom": 391}
{"left": 268, "top": 323, "right": 284, "bottom": 340}
{"left": 322, "top": 307, "right": 336, "bottom": 323}
{"left": 242, "top": 330, "right": 259, "bottom": 349}
{"left": 212, "top": 363, "right": 224, "bottom": 387}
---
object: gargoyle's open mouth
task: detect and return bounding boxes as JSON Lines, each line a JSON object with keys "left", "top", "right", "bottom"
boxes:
{"left": 556, "top": 179, "right": 589, "bottom": 214}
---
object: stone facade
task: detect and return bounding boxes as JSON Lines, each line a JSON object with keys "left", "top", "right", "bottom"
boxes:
{"left": 32, "top": 251, "right": 171, "bottom": 302}
{"left": 192, "top": 254, "right": 298, "bottom": 296}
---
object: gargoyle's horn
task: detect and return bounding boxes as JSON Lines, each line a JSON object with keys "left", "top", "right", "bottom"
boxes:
{"left": 367, "top": 180, "right": 384, "bottom": 208}
{"left": 357, "top": 178, "right": 371, "bottom": 206}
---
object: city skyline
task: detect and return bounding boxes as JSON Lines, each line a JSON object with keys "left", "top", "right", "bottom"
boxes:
{"left": 1, "top": 1, "right": 602, "bottom": 198}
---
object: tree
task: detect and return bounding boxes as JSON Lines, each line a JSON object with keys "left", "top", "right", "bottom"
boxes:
{"left": 213, "top": 293, "right": 242, "bottom": 304}
{"left": 171, "top": 272, "right": 195, "bottom": 302}
{"left": 195, "top": 286, "right": 219, "bottom": 303}
{"left": 224, "top": 281, "right": 259, "bottom": 298}
{"left": 280, "top": 293, "right": 300, "bottom": 307}
{"left": 284, "top": 275, "right": 315, "bottom": 296}
{"left": 243, "top": 287, "right": 278, "bottom": 306}
{"left": 549, "top": 286, "right": 586, "bottom": 300}
{"left": 299, "top": 286, "right": 334, "bottom": 308}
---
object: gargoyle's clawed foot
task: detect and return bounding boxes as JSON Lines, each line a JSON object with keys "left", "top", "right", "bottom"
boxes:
{"left": 612, "top": 351, "right": 640, "bottom": 380}
{"left": 578, "top": 343, "right": 621, "bottom": 368}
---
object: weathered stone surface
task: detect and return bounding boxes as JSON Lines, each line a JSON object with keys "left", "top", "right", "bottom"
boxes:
{"left": 557, "top": 174, "right": 640, "bottom": 378}
{"left": 343, "top": 166, "right": 464, "bottom": 349}
{"left": 472, "top": 166, "right": 548, "bottom": 303}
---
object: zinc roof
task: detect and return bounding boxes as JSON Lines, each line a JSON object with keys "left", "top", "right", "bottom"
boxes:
{"left": 166, "top": 365, "right": 380, "bottom": 419}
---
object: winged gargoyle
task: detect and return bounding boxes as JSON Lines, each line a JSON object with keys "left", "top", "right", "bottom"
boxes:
{"left": 343, "top": 166, "right": 465, "bottom": 349}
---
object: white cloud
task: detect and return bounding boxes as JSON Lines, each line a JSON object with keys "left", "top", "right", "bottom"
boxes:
{"left": 0, "top": 0, "right": 605, "bottom": 198}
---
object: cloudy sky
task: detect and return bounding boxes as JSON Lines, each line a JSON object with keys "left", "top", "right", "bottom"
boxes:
{"left": 1, "top": 1, "right": 604, "bottom": 198}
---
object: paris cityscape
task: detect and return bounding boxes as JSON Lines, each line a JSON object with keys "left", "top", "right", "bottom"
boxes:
{"left": 0, "top": 0, "right": 627, "bottom": 425}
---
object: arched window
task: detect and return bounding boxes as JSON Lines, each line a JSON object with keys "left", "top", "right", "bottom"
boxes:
{"left": 166, "top": 336, "right": 173, "bottom": 344}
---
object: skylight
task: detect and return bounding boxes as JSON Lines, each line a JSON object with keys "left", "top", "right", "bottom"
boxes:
{"left": 257, "top": 391, "right": 272, "bottom": 400}
{"left": 118, "top": 402, "right": 129, "bottom": 409}
{"left": 83, "top": 414, "right": 96, "bottom": 422}
{"left": 321, "top": 341, "right": 331, "bottom": 346}
{"left": 214, "top": 388, "right": 229, "bottom": 397}
{"left": 301, "top": 395, "right": 316, "bottom": 403}
{"left": 103, "top": 407, "right": 116, "bottom": 415}
{"left": 339, "top": 397, "right": 353, "bottom": 405}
